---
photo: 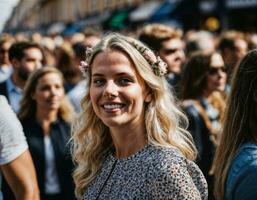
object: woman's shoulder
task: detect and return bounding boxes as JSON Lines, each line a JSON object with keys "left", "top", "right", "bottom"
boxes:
{"left": 146, "top": 145, "right": 208, "bottom": 199}
{"left": 226, "top": 143, "right": 257, "bottom": 200}
{"left": 228, "top": 143, "right": 257, "bottom": 175}
{"left": 147, "top": 145, "right": 201, "bottom": 174}
{"left": 181, "top": 100, "right": 200, "bottom": 117}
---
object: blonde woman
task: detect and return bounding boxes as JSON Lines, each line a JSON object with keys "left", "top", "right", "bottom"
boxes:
{"left": 214, "top": 50, "right": 257, "bottom": 200}
{"left": 18, "top": 67, "right": 75, "bottom": 200}
{"left": 72, "top": 33, "right": 207, "bottom": 200}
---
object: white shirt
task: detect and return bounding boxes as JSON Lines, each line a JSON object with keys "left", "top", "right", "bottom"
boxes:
{"left": 44, "top": 135, "right": 61, "bottom": 194}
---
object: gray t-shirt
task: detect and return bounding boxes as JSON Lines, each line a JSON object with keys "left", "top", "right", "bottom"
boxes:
{"left": 0, "top": 95, "right": 28, "bottom": 199}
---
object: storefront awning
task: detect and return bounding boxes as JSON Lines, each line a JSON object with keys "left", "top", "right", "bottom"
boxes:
{"left": 129, "top": 1, "right": 161, "bottom": 22}
{"left": 149, "top": 0, "right": 181, "bottom": 22}
{"left": 104, "top": 6, "right": 135, "bottom": 30}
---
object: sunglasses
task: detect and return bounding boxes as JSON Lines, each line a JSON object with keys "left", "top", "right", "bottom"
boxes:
{"left": 208, "top": 66, "right": 227, "bottom": 75}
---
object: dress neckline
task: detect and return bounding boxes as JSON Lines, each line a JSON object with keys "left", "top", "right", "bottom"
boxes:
{"left": 109, "top": 144, "right": 151, "bottom": 162}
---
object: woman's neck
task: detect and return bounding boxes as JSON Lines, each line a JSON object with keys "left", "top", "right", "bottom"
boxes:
{"left": 36, "top": 109, "right": 58, "bottom": 135}
{"left": 202, "top": 89, "right": 213, "bottom": 100}
{"left": 110, "top": 125, "right": 147, "bottom": 159}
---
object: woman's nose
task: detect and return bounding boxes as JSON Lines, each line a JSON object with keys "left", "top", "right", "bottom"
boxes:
{"left": 103, "top": 81, "right": 118, "bottom": 98}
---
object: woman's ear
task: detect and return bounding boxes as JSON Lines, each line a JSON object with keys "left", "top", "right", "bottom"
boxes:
{"left": 145, "top": 91, "right": 152, "bottom": 103}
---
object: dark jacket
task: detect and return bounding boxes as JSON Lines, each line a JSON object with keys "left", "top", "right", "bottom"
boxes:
{"left": 2, "top": 117, "right": 75, "bottom": 200}
{"left": 226, "top": 143, "right": 257, "bottom": 200}
{"left": 22, "top": 117, "right": 75, "bottom": 200}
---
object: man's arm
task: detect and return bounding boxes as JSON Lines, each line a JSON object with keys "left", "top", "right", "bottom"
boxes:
{"left": 1, "top": 150, "right": 40, "bottom": 200}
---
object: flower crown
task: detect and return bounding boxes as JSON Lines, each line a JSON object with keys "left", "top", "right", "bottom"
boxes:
{"left": 131, "top": 42, "right": 167, "bottom": 76}
{"left": 79, "top": 41, "right": 167, "bottom": 77}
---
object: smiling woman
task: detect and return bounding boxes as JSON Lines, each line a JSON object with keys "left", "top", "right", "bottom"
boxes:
{"left": 71, "top": 33, "right": 208, "bottom": 200}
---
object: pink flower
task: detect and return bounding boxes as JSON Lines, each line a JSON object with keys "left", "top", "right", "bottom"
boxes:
{"left": 143, "top": 49, "right": 157, "bottom": 64}
{"left": 79, "top": 61, "right": 89, "bottom": 77}
{"left": 157, "top": 57, "right": 168, "bottom": 75}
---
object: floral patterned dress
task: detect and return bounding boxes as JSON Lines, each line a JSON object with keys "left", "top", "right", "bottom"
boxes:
{"left": 83, "top": 144, "right": 208, "bottom": 200}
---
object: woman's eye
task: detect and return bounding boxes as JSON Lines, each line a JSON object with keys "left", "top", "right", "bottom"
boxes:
{"left": 118, "top": 78, "right": 132, "bottom": 85}
{"left": 93, "top": 79, "right": 104, "bottom": 86}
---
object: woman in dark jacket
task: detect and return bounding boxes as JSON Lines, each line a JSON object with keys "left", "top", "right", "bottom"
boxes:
{"left": 180, "top": 51, "right": 227, "bottom": 199}
{"left": 18, "top": 67, "right": 75, "bottom": 200}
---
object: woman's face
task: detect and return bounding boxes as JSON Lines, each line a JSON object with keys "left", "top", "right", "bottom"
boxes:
{"left": 90, "top": 50, "right": 151, "bottom": 129}
{"left": 32, "top": 72, "right": 65, "bottom": 112}
{"left": 205, "top": 53, "right": 227, "bottom": 94}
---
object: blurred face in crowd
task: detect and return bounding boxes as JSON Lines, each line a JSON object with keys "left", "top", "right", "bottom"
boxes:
{"left": 224, "top": 38, "right": 248, "bottom": 71}
{"left": 233, "top": 39, "right": 248, "bottom": 65}
{"left": 32, "top": 72, "right": 65, "bottom": 112}
{"left": 84, "top": 35, "right": 101, "bottom": 48}
{"left": 0, "top": 41, "right": 11, "bottom": 66}
{"left": 90, "top": 50, "right": 151, "bottom": 129}
{"left": 159, "top": 38, "right": 185, "bottom": 74}
{"left": 205, "top": 53, "right": 227, "bottom": 95}
{"left": 13, "top": 47, "right": 43, "bottom": 81}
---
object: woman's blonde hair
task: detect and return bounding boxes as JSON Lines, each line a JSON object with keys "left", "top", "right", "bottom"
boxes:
{"left": 213, "top": 50, "right": 257, "bottom": 200}
{"left": 71, "top": 33, "right": 196, "bottom": 199}
{"left": 19, "top": 66, "right": 74, "bottom": 123}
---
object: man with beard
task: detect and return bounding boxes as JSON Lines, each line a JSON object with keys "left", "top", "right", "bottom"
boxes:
{"left": 0, "top": 41, "right": 43, "bottom": 113}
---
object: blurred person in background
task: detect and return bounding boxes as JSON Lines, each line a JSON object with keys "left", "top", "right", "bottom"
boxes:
{"left": 16, "top": 67, "right": 75, "bottom": 200}
{"left": 0, "top": 36, "right": 14, "bottom": 82}
{"left": 0, "top": 95, "right": 39, "bottom": 200}
{"left": 245, "top": 33, "right": 257, "bottom": 51}
{"left": 0, "top": 41, "right": 43, "bottom": 113}
{"left": 214, "top": 50, "right": 257, "bottom": 200}
{"left": 218, "top": 31, "right": 248, "bottom": 85}
{"left": 139, "top": 23, "right": 185, "bottom": 96}
{"left": 68, "top": 32, "right": 101, "bottom": 113}
{"left": 184, "top": 30, "right": 216, "bottom": 57}
{"left": 180, "top": 51, "right": 227, "bottom": 199}
{"left": 55, "top": 42, "right": 80, "bottom": 93}
{"left": 83, "top": 28, "right": 101, "bottom": 48}
{"left": 40, "top": 36, "right": 57, "bottom": 67}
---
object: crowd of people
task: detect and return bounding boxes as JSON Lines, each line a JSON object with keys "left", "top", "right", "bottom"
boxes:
{"left": 0, "top": 23, "right": 256, "bottom": 200}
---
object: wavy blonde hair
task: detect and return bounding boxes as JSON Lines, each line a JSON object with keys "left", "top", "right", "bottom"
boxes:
{"left": 71, "top": 33, "right": 197, "bottom": 199}
{"left": 19, "top": 66, "right": 75, "bottom": 123}
{"left": 213, "top": 50, "right": 257, "bottom": 200}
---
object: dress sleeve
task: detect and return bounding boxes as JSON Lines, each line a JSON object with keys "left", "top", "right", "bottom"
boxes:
{"left": 0, "top": 96, "right": 28, "bottom": 165}
{"left": 149, "top": 155, "right": 208, "bottom": 200}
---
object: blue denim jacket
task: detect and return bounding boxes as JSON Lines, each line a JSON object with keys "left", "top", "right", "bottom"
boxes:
{"left": 225, "top": 142, "right": 257, "bottom": 200}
